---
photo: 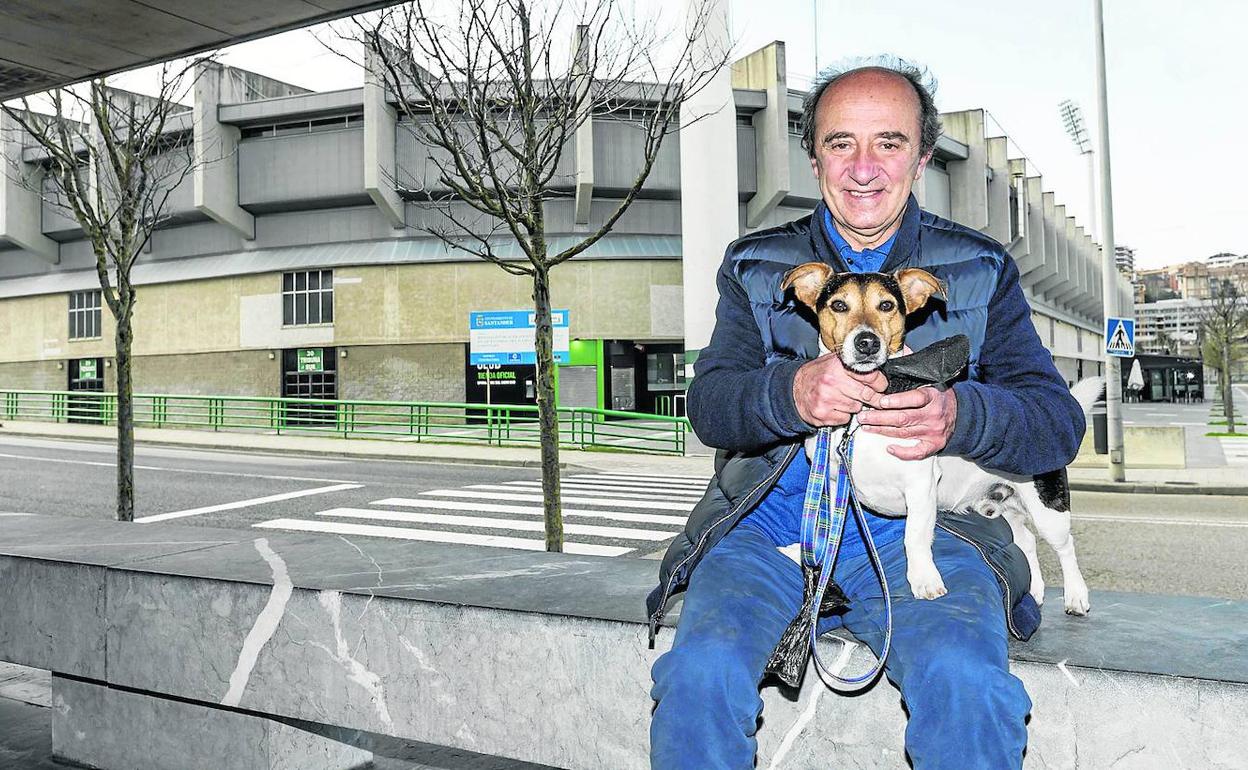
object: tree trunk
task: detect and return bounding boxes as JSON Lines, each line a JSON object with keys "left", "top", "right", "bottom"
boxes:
{"left": 531, "top": 264, "right": 564, "bottom": 552}
{"left": 1225, "top": 337, "right": 1237, "bottom": 434}
{"left": 113, "top": 289, "right": 136, "bottom": 521}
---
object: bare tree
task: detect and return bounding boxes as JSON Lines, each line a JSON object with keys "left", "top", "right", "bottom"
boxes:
{"left": 2, "top": 63, "right": 204, "bottom": 521}
{"left": 1199, "top": 285, "right": 1248, "bottom": 433}
{"left": 348, "top": 0, "right": 729, "bottom": 551}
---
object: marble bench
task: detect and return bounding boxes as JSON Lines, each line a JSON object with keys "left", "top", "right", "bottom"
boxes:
{"left": 1, "top": 512, "right": 1246, "bottom": 769}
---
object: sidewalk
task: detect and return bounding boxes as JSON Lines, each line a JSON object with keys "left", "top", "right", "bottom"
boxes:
{"left": 0, "top": 419, "right": 716, "bottom": 477}
{"left": 5, "top": 419, "right": 1247, "bottom": 495}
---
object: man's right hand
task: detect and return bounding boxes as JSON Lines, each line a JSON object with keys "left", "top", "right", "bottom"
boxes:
{"left": 792, "top": 355, "right": 889, "bottom": 427}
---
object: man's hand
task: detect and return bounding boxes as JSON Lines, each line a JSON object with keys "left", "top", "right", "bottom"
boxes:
{"left": 793, "top": 354, "right": 888, "bottom": 427}
{"left": 858, "top": 386, "right": 958, "bottom": 460}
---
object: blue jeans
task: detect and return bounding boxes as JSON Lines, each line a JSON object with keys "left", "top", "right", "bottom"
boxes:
{"left": 650, "top": 522, "right": 1031, "bottom": 769}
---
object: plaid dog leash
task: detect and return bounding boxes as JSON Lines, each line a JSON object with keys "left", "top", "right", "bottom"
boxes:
{"left": 800, "top": 423, "right": 894, "bottom": 691}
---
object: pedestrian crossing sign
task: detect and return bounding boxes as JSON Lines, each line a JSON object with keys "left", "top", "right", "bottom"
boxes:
{"left": 1105, "top": 317, "right": 1135, "bottom": 357}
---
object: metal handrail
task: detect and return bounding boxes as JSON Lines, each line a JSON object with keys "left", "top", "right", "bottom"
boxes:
{"left": 0, "top": 389, "right": 692, "bottom": 455}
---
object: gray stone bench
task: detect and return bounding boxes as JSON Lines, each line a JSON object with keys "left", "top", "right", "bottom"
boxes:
{"left": 2, "top": 512, "right": 1246, "bottom": 769}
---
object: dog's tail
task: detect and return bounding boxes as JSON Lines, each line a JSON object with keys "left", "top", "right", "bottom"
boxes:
{"left": 1070, "top": 377, "right": 1105, "bottom": 415}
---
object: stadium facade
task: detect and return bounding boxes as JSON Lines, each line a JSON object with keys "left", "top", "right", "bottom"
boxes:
{"left": 0, "top": 44, "right": 1131, "bottom": 414}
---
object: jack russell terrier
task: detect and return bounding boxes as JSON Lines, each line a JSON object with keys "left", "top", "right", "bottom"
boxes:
{"left": 779, "top": 262, "right": 1097, "bottom": 616}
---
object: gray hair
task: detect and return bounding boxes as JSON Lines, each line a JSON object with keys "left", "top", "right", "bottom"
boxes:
{"left": 800, "top": 56, "right": 941, "bottom": 158}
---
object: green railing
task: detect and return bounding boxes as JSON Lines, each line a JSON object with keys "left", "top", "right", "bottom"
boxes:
{"left": 0, "top": 389, "right": 691, "bottom": 455}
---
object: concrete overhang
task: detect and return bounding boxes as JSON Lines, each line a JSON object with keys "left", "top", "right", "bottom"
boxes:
{"left": 0, "top": 0, "right": 401, "bottom": 101}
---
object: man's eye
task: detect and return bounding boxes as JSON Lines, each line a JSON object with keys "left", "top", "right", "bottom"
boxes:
{"left": 879, "top": 300, "right": 896, "bottom": 312}
{"left": 830, "top": 300, "right": 849, "bottom": 312}
{"left": 880, "top": 142, "right": 899, "bottom": 151}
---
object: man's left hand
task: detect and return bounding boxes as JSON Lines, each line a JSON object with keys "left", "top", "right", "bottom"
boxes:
{"left": 858, "top": 386, "right": 958, "bottom": 460}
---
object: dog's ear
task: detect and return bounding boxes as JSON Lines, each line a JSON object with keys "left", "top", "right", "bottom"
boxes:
{"left": 894, "top": 268, "right": 946, "bottom": 314}
{"left": 781, "top": 262, "right": 834, "bottom": 309}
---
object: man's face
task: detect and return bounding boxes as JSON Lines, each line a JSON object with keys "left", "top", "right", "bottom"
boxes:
{"left": 809, "top": 69, "right": 932, "bottom": 251}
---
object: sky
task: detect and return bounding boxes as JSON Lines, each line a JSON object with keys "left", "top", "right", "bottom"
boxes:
{"left": 153, "top": 0, "right": 1247, "bottom": 271}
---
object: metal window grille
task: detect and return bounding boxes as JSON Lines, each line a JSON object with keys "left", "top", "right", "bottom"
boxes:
{"left": 68, "top": 289, "right": 102, "bottom": 339}
{"left": 282, "top": 269, "right": 334, "bottom": 326}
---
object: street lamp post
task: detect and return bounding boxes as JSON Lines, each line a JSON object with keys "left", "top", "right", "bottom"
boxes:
{"left": 1093, "top": 0, "right": 1126, "bottom": 482}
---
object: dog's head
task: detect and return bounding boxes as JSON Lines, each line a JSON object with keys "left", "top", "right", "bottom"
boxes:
{"left": 781, "top": 263, "right": 946, "bottom": 372}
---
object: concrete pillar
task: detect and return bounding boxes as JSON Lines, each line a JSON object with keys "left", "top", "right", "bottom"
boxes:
{"left": 941, "top": 110, "right": 989, "bottom": 232}
{"left": 0, "top": 110, "right": 59, "bottom": 262}
{"left": 571, "top": 25, "right": 594, "bottom": 225}
{"left": 1008, "top": 161, "right": 1038, "bottom": 275}
{"left": 680, "top": 0, "right": 736, "bottom": 374}
{"left": 364, "top": 45, "right": 405, "bottom": 229}
{"left": 194, "top": 64, "right": 307, "bottom": 240}
{"left": 1028, "top": 194, "right": 1058, "bottom": 297}
{"left": 732, "top": 41, "right": 790, "bottom": 228}
{"left": 984, "top": 136, "right": 1011, "bottom": 245}
{"left": 1053, "top": 223, "right": 1087, "bottom": 307}
{"left": 1018, "top": 177, "right": 1048, "bottom": 289}
{"left": 1040, "top": 209, "right": 1073, "bottom": 302}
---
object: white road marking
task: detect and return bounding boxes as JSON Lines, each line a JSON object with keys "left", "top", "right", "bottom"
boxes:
{"left": 497, "top": 480, "right": 704, "bottom": 498}
{"left": 581, "top": 471, "right": 712, "bottom": 482}
{"left": 418, "top": 489, "right": 695, "bottom": 511}
{"left": 0, "top": 452, "right": 355, "bottom": 484}
{"left": 254, "top": 518, "right": 631, "bottom": 557}
{"left": 316, "top": 508, "right": 673, "bottom": 540}
{"left": 1072, "top": 514, "right": 1248, "bottom": 528}
{"left": 136, "top": 483, "right": 362, "bottom": 523}
{"left": 562, "top": 475, "right": 709, "bottom": 491}
{"left": 370, "top": 497, "right": 686, "bottom": 526}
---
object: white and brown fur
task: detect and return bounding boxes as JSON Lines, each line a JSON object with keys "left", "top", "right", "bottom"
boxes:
{"left": 781, "top": 262, "right": 1095, "bottom": 615}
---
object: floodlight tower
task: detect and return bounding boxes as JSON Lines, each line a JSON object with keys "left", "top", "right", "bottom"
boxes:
{"left": 1059, "top": 99, "right": 1098, "bottom": 242}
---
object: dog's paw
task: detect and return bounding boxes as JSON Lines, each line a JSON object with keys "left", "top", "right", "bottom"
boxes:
{"left": 1030, "top": 583, "right": 1046, "bottom": 606}
{"left": 907, "top": 563, "right": 947, "bottom": 600}
{"left": 1063, "top": 581, "right": 1091, "bottom": 616}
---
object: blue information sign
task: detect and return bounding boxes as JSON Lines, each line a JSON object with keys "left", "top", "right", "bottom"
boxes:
{"left": 469, "top": 310, "right": 569, "bottom": 365}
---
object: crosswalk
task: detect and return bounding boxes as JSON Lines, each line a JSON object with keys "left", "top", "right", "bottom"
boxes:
{"left": 254, "top": 472, "right": 711, "bottom": 557}
{"left": 1219, "top": 437, "right": 1248, "bottom": 466}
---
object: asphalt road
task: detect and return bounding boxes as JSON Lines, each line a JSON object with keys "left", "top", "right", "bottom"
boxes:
{"left": 2, "top": 434, "right": 1246, "bottom": 600}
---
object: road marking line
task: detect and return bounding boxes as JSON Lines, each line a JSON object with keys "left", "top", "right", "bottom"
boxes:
{"left": 580, "top": 471, "right": 712, "bottom": 482}
{"left": 1072, "top": 514, "right": 1248, "bottom": 528}
{"left": 0, "top": 452, "right": 355, "bottom": 484}
{"left": 136, "top": 484, "right": 363, "bottom": 523}
{"left": 317, "top": 508, "right": 673, "bottom": 540}
{"left": 254, "top": 518, "right": 631, "bottom": 557}
{"left": 498, "top": 481, "right": 704, "bottom": 498}
{"left": 370, "top": 497, "right": 686, "bottom": 526}
{"left": 419, "top": 489, "right": 694, "bottom": 511}
{"left": 567, "top": 472, "right": 710, "bottom": 484}
{"left": 563, "top": 475, "right": 710, "bottom": 490}
{"left": 1056, "top": 659, "right": 1081, "bottom": 687}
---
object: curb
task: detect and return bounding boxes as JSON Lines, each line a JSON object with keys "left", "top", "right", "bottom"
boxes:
{"left": 1069, "top": 480, "right": 1248, "bottom": 496}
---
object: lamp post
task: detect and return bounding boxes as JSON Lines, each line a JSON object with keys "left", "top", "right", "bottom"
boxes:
{"left": 1093, "top": 0, "right": 1126, "bottom": 482}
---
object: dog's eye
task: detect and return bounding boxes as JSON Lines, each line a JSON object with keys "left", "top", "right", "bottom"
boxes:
{"left": 879, "top": 300, "right": 896, "bottom": 312}
{"left": 830, "top": 300, "right": 848, "bottom": 312}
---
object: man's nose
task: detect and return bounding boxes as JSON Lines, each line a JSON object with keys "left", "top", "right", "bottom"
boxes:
{"left": 848, "top": 146, "right": 879, "bottom": 184}
{"left": 854, "top": 333, "right": 881, "bottom": 357}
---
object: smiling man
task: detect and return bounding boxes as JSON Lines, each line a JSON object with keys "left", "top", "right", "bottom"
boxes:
{"left": 647, "top": 60, "right": 1085, "bottom": 769}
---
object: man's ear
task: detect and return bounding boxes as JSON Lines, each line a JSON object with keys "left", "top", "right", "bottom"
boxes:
{"left": 913, "top": 150, "right": 933, "bottom": 182}
{"left": 894, "top": 268, "right": 946, "bottom": 314}
{"left": 782, "top": 262, "right": 834, "bottom": 309}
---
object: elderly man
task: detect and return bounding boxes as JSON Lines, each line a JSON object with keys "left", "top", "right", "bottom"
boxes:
{"left": 646, "top": 61, "right": 1085, "bottom": 769}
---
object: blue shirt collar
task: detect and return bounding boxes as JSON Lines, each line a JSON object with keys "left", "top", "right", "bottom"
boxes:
{"left": 822, "top": 208, "right": 897, "bottom": 273}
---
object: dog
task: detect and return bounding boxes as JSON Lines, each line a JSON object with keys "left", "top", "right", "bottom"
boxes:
{"left": 779, "top": 262, "right": 1096, "bottom": 615}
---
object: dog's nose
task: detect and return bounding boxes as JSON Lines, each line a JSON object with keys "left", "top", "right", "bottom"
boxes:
{"left": 854, "top": 333, "right": 881, "bottom": 357}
